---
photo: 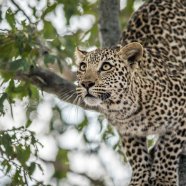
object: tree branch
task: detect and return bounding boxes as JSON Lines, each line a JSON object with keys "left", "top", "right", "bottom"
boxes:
{"left": 11, "top": 0, "right": 32, "bottom": 23}
{"left": 15, "top": 66, "right": 99, "bottom": 112}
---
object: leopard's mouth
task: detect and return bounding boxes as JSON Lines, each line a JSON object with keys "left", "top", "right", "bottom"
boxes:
{"left": 85, "top": 93, "right": 96, "bottom": 98}
{"left": 84, "top": 93, "right": 102, "bottom": 106}
{"left": 83, "top": 92, "right": 111, "bottom": 106}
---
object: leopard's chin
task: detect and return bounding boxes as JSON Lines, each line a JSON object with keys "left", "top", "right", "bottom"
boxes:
{"left": 84, "top": 94, "right": 102, "bottom": 106}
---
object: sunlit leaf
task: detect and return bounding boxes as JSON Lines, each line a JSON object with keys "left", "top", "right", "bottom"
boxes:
{"left": 28, "top": 162, "right": 36, "bottom": 175}
{"left": 5, "top": 9, "right": 16, "bottom": 29}
{"left": 0, "top": 93, "right": 7, "bottom": 115}
{"left": 41, "top": 3, "right": 58, "bottom": 19}
{"left": 53, "top": 149, "right": 69, "bottom": 179}
{"left": 43, "top": 21, "right": 57, "bottom": 39}
{"left": 2, "top": 133, "right": 13, "bottom": 158}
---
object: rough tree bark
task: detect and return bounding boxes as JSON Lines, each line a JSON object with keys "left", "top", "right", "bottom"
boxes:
{"left": 98, "top": 0, "right": 121, "bottom": 47}
{"left": 179, "top": 145, "right": 186, "bottom": 186}
{"left": 15, "top": 67, "right": 98, "bottom": 112}
{"left": 2, "top": 0, "right": 186, "bottom": 185}
{"left": 179, "top": 155, "right": 186, "bottom": 186}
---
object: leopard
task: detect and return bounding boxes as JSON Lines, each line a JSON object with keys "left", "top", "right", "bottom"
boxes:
{"left": 75, "top": 0, "right": 186, "bottom": 185}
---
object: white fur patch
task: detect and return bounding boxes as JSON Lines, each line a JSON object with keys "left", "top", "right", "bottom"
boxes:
{"left": 84, "top": 97, "right": 102, "bottom": 106}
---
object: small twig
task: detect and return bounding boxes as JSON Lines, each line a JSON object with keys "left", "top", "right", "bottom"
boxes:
{"left": 11, "top": 0, "right": 32, "bottom": 24}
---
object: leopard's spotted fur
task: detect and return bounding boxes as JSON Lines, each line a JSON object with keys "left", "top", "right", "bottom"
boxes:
{"left": 75, "top": 0, "right": 186, "bottom": 185}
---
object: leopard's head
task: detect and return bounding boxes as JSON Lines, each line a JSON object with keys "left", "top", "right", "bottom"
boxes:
{"left": 75, "top": 42, "right": 143, "bottom": 107}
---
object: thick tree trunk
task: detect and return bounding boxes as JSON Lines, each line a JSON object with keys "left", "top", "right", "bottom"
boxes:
{"left": 98, "top": 0, "right": 121, "bottom": 48}
{"left": 179, "top": 146, "right": 186, "bottom": 186}
{"left": 179, "top": 155, "right": 186, "bottom": 186}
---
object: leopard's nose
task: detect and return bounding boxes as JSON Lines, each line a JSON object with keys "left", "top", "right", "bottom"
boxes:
{"left": 81, "top": 81, "right": 95, "bottom": 89}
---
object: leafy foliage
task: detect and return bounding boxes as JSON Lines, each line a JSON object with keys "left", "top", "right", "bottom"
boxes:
{"left": 0, "top": 127, "right": 43, "bottom": 185}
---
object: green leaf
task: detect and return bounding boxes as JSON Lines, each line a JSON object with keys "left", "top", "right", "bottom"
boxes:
{"left": 5, "top": 81, "right": 39, "bottom": 100}
{"left": 2, "top": 133, "right": 14, "bottom": 158}
{"left": 12, "top": 170, "right": 23, "bottom": 185}
{"left": 16, "top": 145, "right": 31, "bottom": 165}
{"left": 53, "top": 149, "right": 69, "bottom": 179}
{"left": 5, "top": 8, "right": 16, "bottom": 29}
{"left": 44, "top": 54, "right": 57, "bottom": 65}
{"left": 0, "top": 36, "right": 18, "bottom": 61}
{"left": 62, "top": 0, "right": 79, "bottom": 25}
{"left": 28, "top": 84, "right": 40, "bottom": 99}
{"left": 147, "top": 139, "right": 155, "bottom": 149}
{"left": 5, "top": 163, "right": 11, "bottom": 174}
{"left": 41, "top": 3, "right": 58, "bottom": 19}
{"left": 1, "top": 159, "right": 11, "bottom": 174}
{"left": 26, "top": 119, "right": 32, "bottom": 128}
{"left": 0, "top": 93, "right": 7, "bottom": 115}
{"left": 8, "top": 58, "right": 28, "bottom": 71}
{"left": 43, "top": 21, "right": 57, "bottom": 39}
{"left": 28, "top": 162, "right": 36, "bottom": 175}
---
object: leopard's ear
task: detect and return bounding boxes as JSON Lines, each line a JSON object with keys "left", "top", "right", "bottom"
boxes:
{"left": 75, "top": 47, "right": 87, "bottom": 65}
{"left": 117, "top": 42, "right": 143, "bottom": 65}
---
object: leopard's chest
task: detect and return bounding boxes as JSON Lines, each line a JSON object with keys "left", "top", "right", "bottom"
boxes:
{"left": 103, "top": 98, "right": 185, "bottom": 136}
{"left": 105, "top": 110, "right": 166, "bottom": 136}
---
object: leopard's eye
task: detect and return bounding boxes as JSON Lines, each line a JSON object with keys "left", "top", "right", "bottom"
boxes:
{"left": 79, "top": 62, "right": 87, "bottom": 71}
{"left": 101, "top": 62, "right": 113, "bottom": 71}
